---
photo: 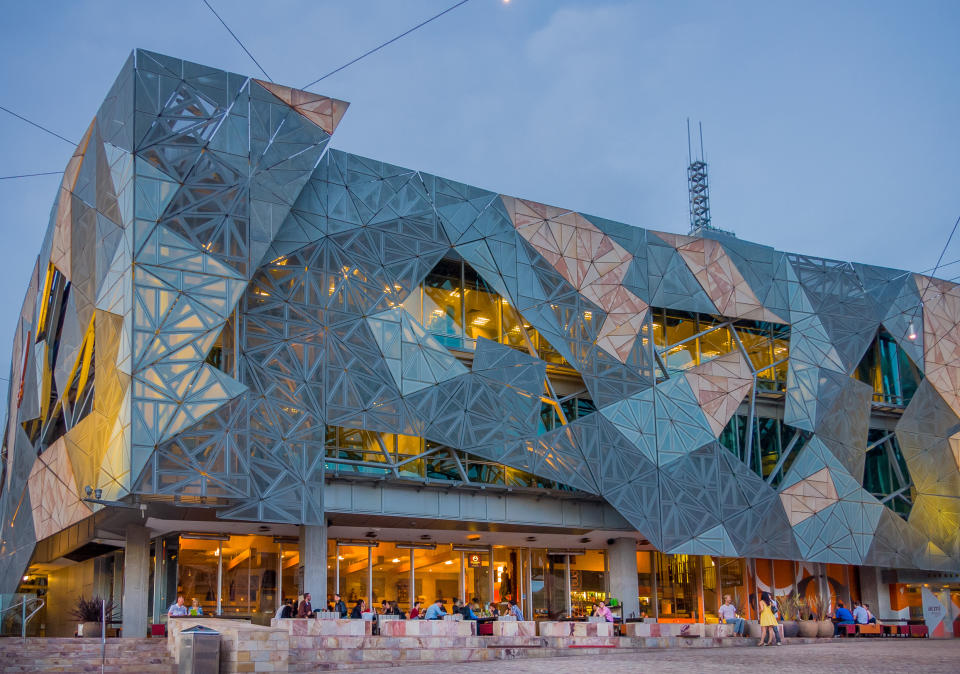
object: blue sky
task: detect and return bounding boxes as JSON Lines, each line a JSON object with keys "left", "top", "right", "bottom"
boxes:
{"left": 0, "top": 0, "right": 958, "bottom": 385}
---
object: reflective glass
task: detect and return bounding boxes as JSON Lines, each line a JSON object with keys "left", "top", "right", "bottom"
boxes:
{"left": 463, "top": 266, "right": 499, "bottom": 344}
{"left": 655, "top": 553, "right": 700, "bottom": 621}
{"left": 422, "top": 257, "right": 463, "bottom": 349}
{"left": 219, "top": 535, "right": 280, "bottom": 617}
{"left": 570, "top": 550, "right": 607, "bottom": 618}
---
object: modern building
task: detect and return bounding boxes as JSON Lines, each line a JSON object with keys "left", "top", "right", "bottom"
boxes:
{"left": 2, "top": 50, "right": 959, "bottom": 639}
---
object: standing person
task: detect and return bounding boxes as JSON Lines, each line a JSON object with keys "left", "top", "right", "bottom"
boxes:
{"left": 350, "top": 599, "right": 366, "bottom": 619}
{"left": 409, "top": 601, "right": 422, "bottom": 619}
{"left": 298, "top": 592, "right": 315, "bottom": 618}
{"left": 718, "top": 595, "right": 746, "bottom": 636}
{"left": 507, "top": 599, "right": 524, "bottom": 621}
{"left": 770, "top": 595, "right": 783, "bottom": 645}
{"left": 758, "top": 592, "right": 779, "bottom": 646}
{"left": 332, "top": 593, "right": 347, "bottom": 618}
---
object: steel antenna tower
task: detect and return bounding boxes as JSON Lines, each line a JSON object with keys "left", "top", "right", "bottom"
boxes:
{"left": 687, "top": 119, "right": 713, "bottom": 235}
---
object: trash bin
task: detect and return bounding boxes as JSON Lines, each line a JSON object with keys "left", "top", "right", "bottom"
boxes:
{"left": 178, "top": 624, "right": 220, "bottom": 674}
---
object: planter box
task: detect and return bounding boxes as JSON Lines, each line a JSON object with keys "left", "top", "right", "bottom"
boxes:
{"left": 572, "top": 621, "right": 615, "bottom": 637}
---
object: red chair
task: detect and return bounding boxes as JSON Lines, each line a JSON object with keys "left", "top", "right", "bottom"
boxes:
{"left": 909, "top": 625, "right": 929, "bottom": 638}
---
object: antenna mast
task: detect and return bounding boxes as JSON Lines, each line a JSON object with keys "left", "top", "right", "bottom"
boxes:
{"left": 687, "top": 119, "right": 713, "bottom": 235}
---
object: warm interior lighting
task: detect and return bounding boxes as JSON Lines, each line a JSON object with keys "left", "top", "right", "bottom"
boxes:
{"left": 444, "top": 560, "right": 453, "bottom": 565}
{"left": 338, "top": 555, "right": 344, "bottom": 560}
{"left": 471, "top": 316, "right": 490, "bottom": 326}
{"left": 391, "top": 558, "right": 400, "bottom": 563}
{"left": 21, "top": 576, "right": 28, "bottom": 582}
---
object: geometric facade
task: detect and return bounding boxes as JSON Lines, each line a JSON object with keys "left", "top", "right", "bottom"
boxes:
{"left": 2, "top": 50, "right": 960, "bottom": 595}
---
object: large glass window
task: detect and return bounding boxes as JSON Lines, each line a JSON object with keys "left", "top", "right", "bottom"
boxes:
{"left": 720, "top": 414, "right": 811, "bottom": 484}
{"left": 655, "top": 553, "right": 700, "bottom": 621}
{"left": 338, "top": 545, "right": 371, "bottom": 608}
{"left": 422, "top": 257, "right": 464, "bottom": 348}
{"left": 636, "top": 551, "right": 655, "bottom": 617}
{"left": 416, "top": 545, "right": 460, "bottom": 605}
{"left": 863, "top": 429, "right": 914, "bottom": 519}
{"left": 219, "top": 535, "right": 280, "bottom": 617}
{"left": 714, "top": 557, "right": 749, "bottom": 620}
{"left": 570, "top": 550, "right": 607, "bottom": 618}
{"left": 178, "top": 538, "right": 220, "bottom": 617}
{"left": 855, "top": 328, "right": 921, "bottom": 406}
{"left": 371, "top": 542, "right": 407, "bottom": 609}
{"left": 531, "top": 551, "right": 568, "bottom": 620}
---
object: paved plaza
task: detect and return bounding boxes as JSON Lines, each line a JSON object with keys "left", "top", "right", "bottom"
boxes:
{"left": 357, "top": 640, "right": 960, "bottom": 674}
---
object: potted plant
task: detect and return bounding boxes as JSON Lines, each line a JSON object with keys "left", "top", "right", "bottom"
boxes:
{"left": 792, "top": 594, "right": 818, "bottom": 638}
{"left": 808, "top": 593, "right": 834, "bottom": 638}
{"left": 70, "top": 596, "right": 114, "bottom": 638}
{"left": 778, "top": 594, "right": 805, "bottom": 638}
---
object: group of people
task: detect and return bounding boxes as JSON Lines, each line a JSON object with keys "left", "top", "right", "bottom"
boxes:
{"left": 831, "top": 600, "right": 877, "bottom": 635}
{"left": 166, "top": 596, "right": 203, "bottom": 616}
{"left": 272, "top": 593, "right": 525, "bottom": 621}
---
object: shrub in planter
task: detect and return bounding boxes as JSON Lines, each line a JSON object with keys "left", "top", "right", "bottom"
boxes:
{"left": 70, "top": 596, "right": 115, "bottom": 638}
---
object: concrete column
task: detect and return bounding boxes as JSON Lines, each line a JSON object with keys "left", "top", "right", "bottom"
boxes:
{"left": 299, "top": 524, "right": 327, "bottom": 604}
{"left": 121, "top": 524, "right": 150, "bottom": 639}
{"left": 607, "top": 538, "right": 640, "bottom": 620}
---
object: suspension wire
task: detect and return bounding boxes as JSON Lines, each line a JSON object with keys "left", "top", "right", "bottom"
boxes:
{"left": 918, "top": 212, "right": 960, "bottom": 300}
{"left": 301, "top": 0, "right": 471, "bottom": 90}
{"left": 0, "top": 171, "right": 64, "bottom": 181}
{"left": 0, "top": 105, "right": 76, "bottom": 146}
{"left": 202, "top": 0, "right": 273, "bottom": 82}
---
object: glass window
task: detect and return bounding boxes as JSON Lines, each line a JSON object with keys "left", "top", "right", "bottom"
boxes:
{"left": 662, "top": 311, "right": 698, "bottom": 373}
{"left": 463, "top": 266, "right": 500, "bottom": 345}
{"left": 371, "top": 542, "right": 407, "bottom": 610}
{"left": 338, "top": 545, "right": 371, "bottom": 608}
{"left": 702, "top": 556, "right": 718, "bottom": 622}
{"left": 715, "top": 557, "right": 748, "bottom": 620}
{"left": 531, "top": 551, "right": 568, "bottom": 620}
{"left": 570, "top": 550, "right": 607, "bottom": 618}
{"left": 855, "top": 328, "right": 921, "bottom": 406}
{"left": 636, "top": 551, "right": 655, "bottom": 617}
{"left": 422, "top": 257, "right": 464, "bottom": 349}
{"left": 416, "top": 545, "right": 460, "bottom": 606}
{"left": 465, "top": 550, "right": 491, "bottom": 608}
{"left": 655, "top": 553, "right": 700, "bottom": 621}
{"left": 219, "top": 535, "right": 280, "bottom": 617}
{"left": 178, "top": 538, "right": 219, "bottom": 617}
{"left": 864, "top": 429, "right": 913, "bottom": 519}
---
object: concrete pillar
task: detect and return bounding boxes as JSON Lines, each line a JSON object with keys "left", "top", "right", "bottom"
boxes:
{"left": 299, "top": 524, "right": 327, "bottom": 604}
{"left": 121, "top": 524, "right": 150, "bottom": 639}
{"left": 607, "top": 538, "right": 640, "bottom": 620}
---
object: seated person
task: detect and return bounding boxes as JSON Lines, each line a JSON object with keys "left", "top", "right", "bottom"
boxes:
{"left": 864, "top": 604, "right": 878, "bottom": 625}
{"left": 593, "top": 600, "right": 614, "bottom": 622}
{"left": 718, "top": 594, "right": 746, "bottom": 636}
{"left": 507, "top": 599, "right": 524, "bottom": 621}
{"left": 297, "top": 592, "right": 315, "bottom": 618}
{"left": 833, "top": 601, "right": 854, "bottom": 636}
{"left": 167, "top": 596, "right": 188, "bottom": 617}
{"left": 487, "top": 602, "right": 500, "bottom": 618}
{"left": 424, "top": 598, "right": 447, "bottom": 620}
{"left": 459, "top": 601, "right": 479, "bottom": 620}
{"left": 852, "top": 601, "right": 869, "bottom": 625}
{"left": 389, "top": 601, "right": 407, "bottom": 619}
{"left": 350, "top": 599, "right": 367, "bottom": 619}
{"left": 409, "top": 601, "right": 422, "bottom": 619}
{"left": 188, "top": 598, "right": 203, "bottom": 616}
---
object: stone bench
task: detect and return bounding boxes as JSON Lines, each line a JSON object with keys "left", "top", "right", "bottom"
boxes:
{"left": 624, "top": 622, "right": 704, "bottom": 638}
{"left": 491, "top": 620, "right": 536, "bottom": 637}
{"left": 538, "top": 622, "right": 573, "bottom": 637}
{"left": 270, "top": 617, "right": 373, "bottom": 636}
{"left": 378, "top": 619, "right": 476, "bottom": 637}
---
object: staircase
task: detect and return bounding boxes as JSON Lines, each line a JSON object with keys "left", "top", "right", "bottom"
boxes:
{"left": 0, "top": 637, "right": 174, "bottom": 673}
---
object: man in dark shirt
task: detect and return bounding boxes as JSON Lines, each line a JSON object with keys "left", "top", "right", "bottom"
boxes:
{"left": 298, "top": 592, "right": 315, "bottom": 618}
{"left": 333, "top": 593, "right": 347, "bottom": 618}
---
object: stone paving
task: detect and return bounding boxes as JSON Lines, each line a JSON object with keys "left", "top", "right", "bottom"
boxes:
{"left": 352, "top": 639, "right": 960, "bottom": 673}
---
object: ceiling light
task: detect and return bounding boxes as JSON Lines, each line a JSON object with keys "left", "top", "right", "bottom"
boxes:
{"left": 391, "top": 558, "right": 400, "bottom": 563}
{"left": 907, "top": 320, "right": 918, "bottom": 341}
{"left": 444, "top": 560, "right": 453, "bottom": 565}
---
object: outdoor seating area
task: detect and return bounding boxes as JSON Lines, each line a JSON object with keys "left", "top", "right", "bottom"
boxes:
{"left": 837, "top": 623, "right": 929, "bottom": 638}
